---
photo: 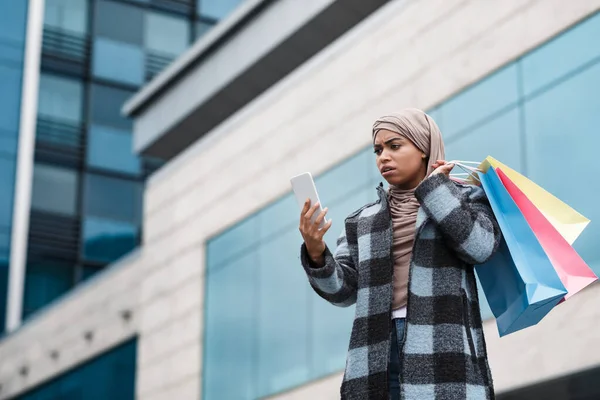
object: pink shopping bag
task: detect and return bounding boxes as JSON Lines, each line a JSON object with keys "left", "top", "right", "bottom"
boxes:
{"left": 497, "top": 168, "right": 597, "bottom": 301}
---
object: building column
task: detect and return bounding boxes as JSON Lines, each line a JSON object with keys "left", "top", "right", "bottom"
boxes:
{"left": 5, "top": 0, "right": 45, "bottom": 332}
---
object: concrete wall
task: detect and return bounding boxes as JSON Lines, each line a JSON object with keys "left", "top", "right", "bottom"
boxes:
{"left": 1, "top": 0, "right": 599, "bottom": 398}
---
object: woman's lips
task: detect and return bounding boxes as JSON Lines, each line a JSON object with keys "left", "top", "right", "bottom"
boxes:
{"left": 381, "top": 168, "right": 395, "bottom": 177}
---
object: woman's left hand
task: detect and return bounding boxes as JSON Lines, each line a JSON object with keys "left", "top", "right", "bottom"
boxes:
{"left": 430, "top": 160, "right": 455, "bottom": 177}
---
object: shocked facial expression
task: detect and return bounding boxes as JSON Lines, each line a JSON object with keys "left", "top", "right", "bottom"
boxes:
{"left": 373, "top": 129, "right": 427, "bottom": 189}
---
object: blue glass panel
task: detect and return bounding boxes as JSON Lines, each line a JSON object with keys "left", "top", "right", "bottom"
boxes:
{"left": 206, "top": 215, "right": 259, "bottom": 269}
{"left": 83, "top": 217, "right": 138, "bottom": 263}
{"left": 23, "top": 261, "right": 73, "bottom": 318}
{"left": 95, "top": 1, "right": 143, "bottom": 45}
{"left": 93, "top": 38, "right": 144, "bottom": 86}
{"left": 0, "top": 260, "right": 7, "bottom": 333}
{"left": 521, "top": 12, "right": 600, "bottom": 97}
{"left": 0, "top": 64, "right": 23, "bottom": 133}
{"left": 88, "top": 125, "right": 141, "bottom": 175}
{"left": 31, "top": 164, "right": 78, "bottom": 216}
{"left": 0, "top": 226, "right": 9, "bottom": 258}
{"left": 84, "top": 174, "right": 142, "bottom": 224}
{"left": 311, "top": 187, "right": 370, "bottom": 378}
{"left": 440, "top": 64, "right": 519, "bottom": 138}
{"left": 523, "top": 60, "right": 600, "bottom": 274}
{"left": 426, "top": 107, "right": 443, "bottom": 131}
{"left": 145, "top": 12, "right": 189, "bottom": 57}
{"left": 90, "top": 84, "right": 135, "bottom": 130}
{"left": 258, "top": 193, "right": 296, "bottom": 241}
{"left": 199, "top": 0, "right": 243, "bottom": 20}
{"left": 257, "top": 228, "right": 310, "bottom": 397}
{"left": 203, "top": 251, "right": 258, "bottom": 400}
{"left": 38, "top": 74, "right": 83, "bottom": 124}
{"left": 44, "top": 0, "right": 88, "bottom": 34}
{"left": 445, "top": 108, "right": 522, "bottom": 173}
{"left": 0, "top": 131, "right": 17, "bottom": 157}
{"left": 0, "top": 156, "right": 15, "bottom": 226}
{"left": 18, "top": 339, "right": 137, "bottom": 400}
{"left": 0, "top": 1, "right": 27, "bottom": 46}
{"left": 315, "top": 149, "right": 372, "bottom": 205}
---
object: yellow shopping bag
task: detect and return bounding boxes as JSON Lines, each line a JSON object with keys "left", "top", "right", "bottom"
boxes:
{"left": 477, "top": 156, "right": 590, "bottom": 245}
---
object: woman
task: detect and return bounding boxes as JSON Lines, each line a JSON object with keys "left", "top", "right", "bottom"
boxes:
{"left": 299, "top": 108, "right": 501, "bottom": 400}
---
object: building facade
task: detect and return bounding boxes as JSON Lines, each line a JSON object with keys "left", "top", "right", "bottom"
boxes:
{"left": 1, "top": 0, "right": 242, "bottom": 331}
{"left": 1, "top": 0, "right": 600, "bottom": 399}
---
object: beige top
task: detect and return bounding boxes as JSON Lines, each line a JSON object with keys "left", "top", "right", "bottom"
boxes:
{"left": 388, "top": 187, "right": 419, "bottom": 310}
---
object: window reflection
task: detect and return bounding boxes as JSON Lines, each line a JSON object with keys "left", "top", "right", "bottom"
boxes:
{"left": 22, "top": 260, "right": 74, "bottom": 318}
{"left": 31, "top": 163, "right": 78, "bottom": 216}
{"left": 84, "top": 173, "right": 142, "bottom": 224}
{"left": 83, "top": 217, "right": 138, "bottom": 263}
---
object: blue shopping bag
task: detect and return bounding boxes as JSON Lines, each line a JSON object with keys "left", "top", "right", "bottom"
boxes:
{"left": 475, "top": 167, "right": 567, "bottom": 337}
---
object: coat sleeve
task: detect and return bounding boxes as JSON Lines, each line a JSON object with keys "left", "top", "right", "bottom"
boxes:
{"left": 415, "top": 173, "right": 502, "bottom": 265}
{"left": 300, "top": 225, "right": 358, "bottom": 307}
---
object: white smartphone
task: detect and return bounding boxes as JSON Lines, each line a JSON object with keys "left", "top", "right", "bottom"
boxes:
{"left": 290, "top": 172, "right": 328, "bottom": 228}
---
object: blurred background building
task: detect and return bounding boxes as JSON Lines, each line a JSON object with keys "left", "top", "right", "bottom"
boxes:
{"left": 0, "top": 0, "right": 599, "bottom": 399}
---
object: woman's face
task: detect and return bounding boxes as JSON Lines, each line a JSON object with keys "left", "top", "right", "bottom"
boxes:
{"left": 373, "top": 129, "right": 427, "bottom": 189}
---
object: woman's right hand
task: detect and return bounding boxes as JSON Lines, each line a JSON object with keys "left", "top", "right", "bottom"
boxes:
{"left": 299, "top": 199, "right": 333, "bottom": 265}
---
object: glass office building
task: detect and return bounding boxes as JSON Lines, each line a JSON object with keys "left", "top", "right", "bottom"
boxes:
{"left": 1, "top": 0, "right": 244, "bottom": 332}
{"left": 0, "top": 1, "right": 29, "bottom": 335}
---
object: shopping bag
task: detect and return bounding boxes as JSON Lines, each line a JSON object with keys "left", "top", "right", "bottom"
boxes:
{"left": 496, "top": 168, "right": 598, "bottom": 301}
{"left": 475, "top": 167, "right": 567, "bottom": 337}
{"left": 478, "top": 156, "right": 590, "bottom": 245}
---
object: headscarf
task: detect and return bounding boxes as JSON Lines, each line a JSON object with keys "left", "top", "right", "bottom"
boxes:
{"left": 371, "top": 108, "right": 445, "bottom": 310}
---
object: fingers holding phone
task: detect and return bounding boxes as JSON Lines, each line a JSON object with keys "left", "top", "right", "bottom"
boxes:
{"left": 299, "top": 199, "right": 332, "bottom": 264}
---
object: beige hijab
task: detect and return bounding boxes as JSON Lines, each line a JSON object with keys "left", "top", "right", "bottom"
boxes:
{"left": 372, "top": 108, "right": 445, "bottom": 310}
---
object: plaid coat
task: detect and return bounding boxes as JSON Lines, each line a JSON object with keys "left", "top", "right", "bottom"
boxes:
{"left": 301, "top": 174, "right": 501, "bottom": 399}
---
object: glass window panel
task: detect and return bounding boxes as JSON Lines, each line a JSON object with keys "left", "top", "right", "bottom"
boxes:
{"left": 204, "top": 251, "right": 258, "bottom": 400}
{"left": 18, "top": 339, "right": 137, "bottom": 399}
{"left": 195, "top": 21, "right": 213, "bottom": 40}
{"left": 206, "top": 215, "right": 259, "bottom": 269}
{"left": 521, "top": 12, "right": 600, "bottom": 97}
{"left": 145, "top": 12, "right": 189, "bottom": 56}
{"left": 0, "top": 0, "right": 28, "bottom": 46}
{"left": 83, "top": 217, "right": 138, "bottom": 263}
{"left": 31, "top": 164, "right": 78, "bottom": 215}
{"left": 0, "top": 65, "right": 24, "bottom": 133}
{"left": 88, "top": 125, "right": 141, "bottom": 175}
{"left": 445, "top": 108, "right": 523, "bottom": 173}
{"left": 92, "top": 38, "right": 144, "bottom": 86}
{"left": 0, "top": 156, "right": 15, "bottom": 227}
{"left": 315, "top": 149, "right": 372, "bottom": 205}
{"left": 38, "top": 74, "right": 83, "bottom": 124}
{"left": 311, "top": 188, "right": 369, "bottom": 378}
{"left": 23, "top": 261, "right": 73, "bottom": 318}
{"left": 95, "top": 1, "right": 144, "bottom": 45}
{"left": 426, "top": 107, "right": 443, "bottom": 130}
{"left": 0, "top": 226, "right": 9, "bottom": 260}
{"left": 524, "top": 60, "right": 600, "bottom": 274}
{"left": 80, "top": 265, "right": 102, "bottom": 282}
{"left": 258, "top": 193, "right": 296, "bottom": 242}
{"left": 84, "top": 174, "right": 142, "bottom": 224}
{"left": 0, "top": 132, "right": 17, "bottom": 157}
{"left": 0, "top": 260, "right": 7, "bottom": 333}
{"left": 44, "top": 0, "right": 88, "bottom": 34}
{"left": 257, "top": 228, "right": 310, "bottom": 396}
{"left": 90, "top": 84, "right": 135, "bottom": 130}
{"left": 440, "top": 64, "right": 519, "bottom": 139}
{"left": 199, "top": 0, "right": 243, "bottom": 20}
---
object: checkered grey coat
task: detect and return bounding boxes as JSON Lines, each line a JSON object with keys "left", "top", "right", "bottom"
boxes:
{"left": 300, "top": 174, "right": 501, "bottom": 399}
